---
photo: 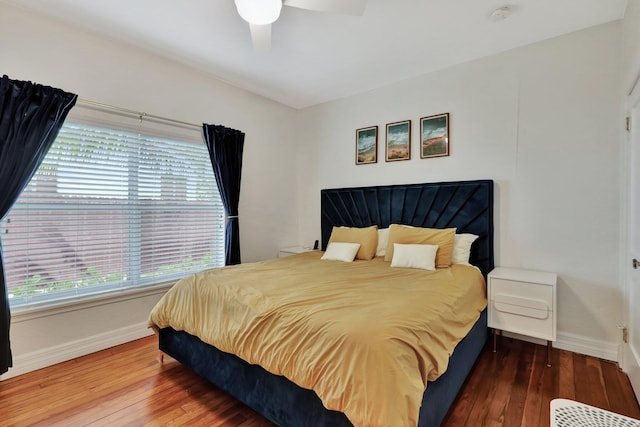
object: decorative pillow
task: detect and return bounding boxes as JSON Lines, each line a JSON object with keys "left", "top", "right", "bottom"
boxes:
{"left": 384, "top": 224, "right": 456, "bottom": 268}
{"left": 321, "top": 242, "right": 361, "bottom": 262}
{"left": 376, "top": 228, "right": 389, "bottom": 257}
{"left": 329, "top": 225, "right": 378, "bottom": 260}
{"left": 390, "top": 243, "right": 438, "bottom": 270}
{"left": 452, "top": 233, "right": 479, "bottom": 265}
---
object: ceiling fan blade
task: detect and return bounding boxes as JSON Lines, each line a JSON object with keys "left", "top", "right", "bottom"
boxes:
{"left": 249, "top": 23, "right": 272, "bottom": 53}
{"left": 283, "top": 0, "right": 367, "bottom": 16}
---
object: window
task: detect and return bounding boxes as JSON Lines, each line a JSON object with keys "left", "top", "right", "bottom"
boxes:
{"left": 1, "top": 111, "right": 225, "bottom": 308}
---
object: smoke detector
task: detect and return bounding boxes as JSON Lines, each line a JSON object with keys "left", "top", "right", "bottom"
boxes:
{"left": 489, "top": 6, "right": 513, "bottom": 21}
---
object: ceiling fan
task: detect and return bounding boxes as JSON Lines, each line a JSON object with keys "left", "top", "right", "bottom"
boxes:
{"left": 234, "top": 0, "right": 368, "bottom": 52}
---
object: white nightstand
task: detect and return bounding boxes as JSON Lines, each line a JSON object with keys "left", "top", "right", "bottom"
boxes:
{"left": 278, "top": 246, "right": 318, "bottom": 258}
{"left": 488, "top": 267, "right": 557, "bottom": 367}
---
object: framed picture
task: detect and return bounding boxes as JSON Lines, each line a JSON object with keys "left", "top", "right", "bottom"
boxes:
{"left": 420, "top": 113, "right": 449, "bottom": 158}
{"left": 355, "top": 126, "right": 378, "bottom": 165}
{"left": 385, "top": 120, "right": 411, "bottom": 162}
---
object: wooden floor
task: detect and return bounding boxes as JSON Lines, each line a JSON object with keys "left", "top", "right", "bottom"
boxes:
{"left": 1, "top": 336, "right": 639, "bottom": 427}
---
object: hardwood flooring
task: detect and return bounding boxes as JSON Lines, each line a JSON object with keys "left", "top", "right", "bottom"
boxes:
{"left": 1, "top": 335, "right": 638, "bottom": 426}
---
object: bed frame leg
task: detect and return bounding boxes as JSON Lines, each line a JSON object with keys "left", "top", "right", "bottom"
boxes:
{"left": 493, "top": 328, "right": 498, "bottom": 352}
{"left": 547, "top": 340, "right": 552, "bottom": 368}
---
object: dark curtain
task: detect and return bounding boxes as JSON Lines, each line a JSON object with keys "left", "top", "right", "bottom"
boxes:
{"left": 202, "top": 124, "right": 245, "bottom": 266}
{"left": 0, "top": 75, "right": 77, "bottom": 375}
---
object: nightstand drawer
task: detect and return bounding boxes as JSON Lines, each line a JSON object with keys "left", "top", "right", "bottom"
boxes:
{"left": 490, "top": 303, "right": 553, "bottom": 340}
{"left": 493, "top": 294, "right": 550, "bottom": 319}
{"left": 490, "top": 278, "right": 553, "bottom": 309}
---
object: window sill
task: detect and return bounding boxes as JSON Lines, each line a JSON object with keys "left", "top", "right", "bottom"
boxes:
{"left": 11, "top": 282, "right": 175, "bottom": 323}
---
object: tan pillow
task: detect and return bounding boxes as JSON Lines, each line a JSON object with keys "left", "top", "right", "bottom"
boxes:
{"left": 384, "top": 224, "right": 456, "bottom": 267}
{"left": 328, "top": 225, "right": 378, "bottom": 260}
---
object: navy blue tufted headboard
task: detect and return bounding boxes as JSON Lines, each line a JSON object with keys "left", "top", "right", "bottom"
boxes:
{"left": 320, "top": 180, "right": 494, "bottom": 278}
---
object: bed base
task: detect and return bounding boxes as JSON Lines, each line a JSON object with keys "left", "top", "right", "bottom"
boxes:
{"left": 158, "top": 310, "right": 487, "bottom": 427}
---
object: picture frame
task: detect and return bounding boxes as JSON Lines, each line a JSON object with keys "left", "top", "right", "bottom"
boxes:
{"left": 420, "top": 113, "right": 449, "bottom": 158}
{"left": 355, "top": 125, "right": 378, "bottom": 165}
{"left": 385, "top": 120, "right": 411, "bottom": 162}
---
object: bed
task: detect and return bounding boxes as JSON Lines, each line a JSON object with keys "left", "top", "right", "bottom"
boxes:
{"left": 151, "top": 179, "right": 494, "bottom": 427}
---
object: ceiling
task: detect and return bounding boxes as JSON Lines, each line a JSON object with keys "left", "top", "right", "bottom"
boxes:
{"left": 6, "top": 0, "right": 629, "bottom": 109}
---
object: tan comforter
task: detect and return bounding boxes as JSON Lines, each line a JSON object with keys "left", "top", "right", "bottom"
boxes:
{"left": 149, "top": 252, "right": 487, "bottom": 427}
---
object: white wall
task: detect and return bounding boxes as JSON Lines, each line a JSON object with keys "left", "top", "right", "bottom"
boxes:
{"left": 296, "top": 22, "right": 624, "bottom": 359}
{"left": 0, "top": 3, "right": 298, "bottom": 378}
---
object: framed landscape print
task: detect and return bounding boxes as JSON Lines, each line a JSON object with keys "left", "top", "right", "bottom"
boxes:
{"left": 385, "top": 120, "right": 411, "bottom": 162}
{"left": 420, "top": 113, "right": 449, "bottom": 158}
{"left": 356, "top": 125, "right": 378, "bottom": 165}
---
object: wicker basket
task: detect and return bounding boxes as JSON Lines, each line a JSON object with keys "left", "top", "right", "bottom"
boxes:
{"left": 551, "top": 399, "right": 640, "bottom": 427}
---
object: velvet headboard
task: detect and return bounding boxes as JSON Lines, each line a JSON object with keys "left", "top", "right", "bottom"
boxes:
{"left": 320, "top": 180, "right": 494, "bottom": 278}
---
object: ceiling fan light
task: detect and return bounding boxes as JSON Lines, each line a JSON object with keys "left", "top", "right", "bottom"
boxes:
{"left": 235, "top": 0, "right": 282, "bottom": 25}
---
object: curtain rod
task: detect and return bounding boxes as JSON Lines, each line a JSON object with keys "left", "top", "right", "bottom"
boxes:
{"left": 77, "top": 98, "right": 202, "bottom": 130}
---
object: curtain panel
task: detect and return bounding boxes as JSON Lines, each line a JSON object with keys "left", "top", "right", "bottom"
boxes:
{"left": 202, "top": 124, "right": 245, "bottom": 266}
{"left": 0, "top": 75, "right": 77, "bottom": 375}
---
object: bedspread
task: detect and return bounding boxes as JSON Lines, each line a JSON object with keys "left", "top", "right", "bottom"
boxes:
{"left": 149, "top": 252, "right": 487, "bottom": 427}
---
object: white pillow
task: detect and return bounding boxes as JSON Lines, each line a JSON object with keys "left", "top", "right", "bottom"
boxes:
{"left": 390, "top": 243, "right": 438, "bottom": 271}
{"left": 376, "top": 228, "right": 389, "bottom": 257}
{"left": 321, "top": 242, "right": 361, "bottom": 262}
{"left": 451, "top": 233, "right": 479, "bottom": 265}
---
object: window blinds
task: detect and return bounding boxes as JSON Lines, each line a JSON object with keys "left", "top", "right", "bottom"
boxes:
{"left": 1, "top": 122, "right": 225, "bottom": 306}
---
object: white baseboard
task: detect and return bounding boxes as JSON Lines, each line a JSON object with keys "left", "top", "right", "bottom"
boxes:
{"left": 0, "top": 321, "right": 154, "bottom": 381}
{"left": 555, "top": 331, "right": 619, "bottom": 361}
{"left": 502, "top": 331, "right": 619, "bottom": 362}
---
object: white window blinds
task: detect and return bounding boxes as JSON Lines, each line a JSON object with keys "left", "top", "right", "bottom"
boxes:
{"left": 1, "top": 119, "right": 225, "bottom": 307}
